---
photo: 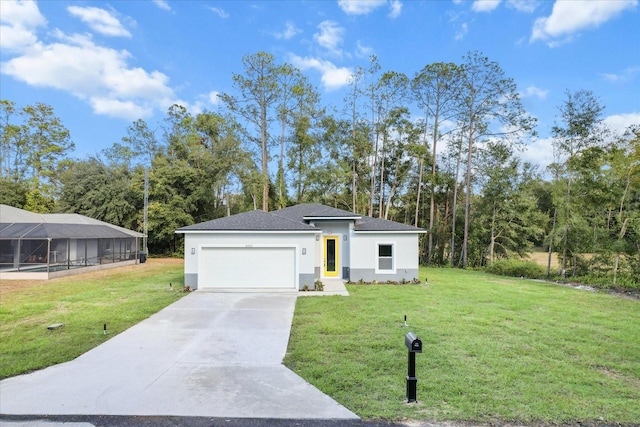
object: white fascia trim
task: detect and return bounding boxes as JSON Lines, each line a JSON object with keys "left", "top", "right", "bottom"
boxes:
{"left": 353, "top": 230, "right": 426, "bottom": 234}
{"left": 304, "top": 216, "right": 361, "bottom": 221}
{"left": 177, "top": 230, "right": 321, "bottom": 234}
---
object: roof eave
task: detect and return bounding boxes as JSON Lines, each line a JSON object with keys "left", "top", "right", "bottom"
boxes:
{"left": 176, "top": 229, "right": 321, "bottom": 234}
{"left": 304, "top": 216, "right": 361, "bottom": 221}
{"left": 354, "top": 230, "right": 427, "bottom": 234}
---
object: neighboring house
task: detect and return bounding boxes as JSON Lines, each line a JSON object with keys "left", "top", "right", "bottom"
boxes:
{"left": 175, "top": 203, "right": 425, "bottom": 291}
{"left": 0, "top": 204, "right": 145, "bottom": 280}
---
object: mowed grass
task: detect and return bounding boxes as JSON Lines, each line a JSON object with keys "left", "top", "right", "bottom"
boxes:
{"left": 284, "top": 268, "right": 640, "bottom": 424}
{"left": 0, "top": 259, "right": 185, "bottom": 379}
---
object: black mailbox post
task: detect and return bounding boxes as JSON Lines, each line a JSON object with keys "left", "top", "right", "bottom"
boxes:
{"left": 404, "top": 332, "right": 422, "bottom": 403}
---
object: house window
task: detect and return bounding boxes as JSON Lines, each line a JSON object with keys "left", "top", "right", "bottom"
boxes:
{"left": 377, "top": 244, "right": 394, "bottom": 272}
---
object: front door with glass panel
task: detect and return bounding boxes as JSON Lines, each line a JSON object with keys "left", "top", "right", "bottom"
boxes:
{"left": 323, "top": 236, "right": 339, "bottom": 277}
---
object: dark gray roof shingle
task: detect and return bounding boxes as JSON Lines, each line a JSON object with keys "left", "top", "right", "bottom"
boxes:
{"left": 175, "top": 204, "right": 424, "bottom": 233}
{"left": 176, "top": 209, "right": 317, "bottom": 232}
{"left": 354, "top": 216, "right": 425, "bottom": 232}
{"left": 274, "top": 203, "right": 360, "bottom": 222}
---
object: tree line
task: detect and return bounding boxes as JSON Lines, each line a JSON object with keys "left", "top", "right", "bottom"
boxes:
{"left": 1, "top": 51, "right": 638, "bottom": 285}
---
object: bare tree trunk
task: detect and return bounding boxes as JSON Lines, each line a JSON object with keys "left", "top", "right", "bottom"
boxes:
{"left": 278, "top": 117, "right": 286, "bottom": 209}
{"left": 414, "top": 112, "right": 429, "bottom": 227}
{"left": 462, "top": 123, "right": 474, "bottom": 269}
{"left": 547, "top": 207, "right": 557, "bottom": 277}
{"left": 414, "top": 159, "right": 424, "bottom": 227}
{"left": 427, "top": 111, "right": 440, "bottom": 265}
{"left": 489, "top": 205, "right": 496, "bottom": 265}
{"left": 351, "top": 82, "right": 358, "bottom": 213}
{"left": 378, "top": 133, "right": 386, "bottom": 218}
{"left": 450, "top": 138, "right": 463, "bottom": 267}
{"left": 561, "top": 175, "right": 572, "bottom": 277}
{"left": 261, "top": 108, "right": 269, "bottom": 211}
{"left": 369, "top": 128, "right": 380, "bottom": 217}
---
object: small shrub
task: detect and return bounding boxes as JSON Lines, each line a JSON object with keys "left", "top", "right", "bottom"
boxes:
{"left": 314, "top": 280, "right": 324, "bottom": 291}
{"left": 486, "top": 259, "right": 545, "bottom": 279}
{"left": 302, "top": 284, "right": 310, "bottom": 291}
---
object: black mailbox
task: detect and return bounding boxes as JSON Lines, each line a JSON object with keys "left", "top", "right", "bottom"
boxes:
{"left": 405, "top": 332, "right": 422, "bottom": 353}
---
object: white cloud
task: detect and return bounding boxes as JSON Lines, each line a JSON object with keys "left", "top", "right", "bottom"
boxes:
{"left": 388, "top": 0, "right": 403, "bottom": 18}
{"left": 274, "top": 21, "right": 301, "bottom": 40}
{"left": 338, "top": 0, "right": 386, "bottom": 15}
{"left": 520, "top": 136, "right": 555, "bottom": 169}
{"left": 208, "top": 91, "right": 221, "bottom": 105}
{"left": 1, "top": 30, "right": 176, "bottom": 120}
{"left": 472, "top": 0, "right": 502, "bottom": 12}
{"left": 67, "top": 6, "right": 131, "bottom": 38}
{"left": 289, "top": 54, "right": 351, "bottom": 91}
{"left": 521, "top": 85, "right": 548, "bottom": 99}
{"left": 178, "top": 91, "right": 221, "bottom": 116}
{"left": 604, "top": 112, "right": 640, "bottom": 134}
{"left": 506, "top": 0, "right": 538, "bottom": 13}
{"left": 208, "top": 6, "right": 229, "bottom": 19}
{"left": 152, "top": 0, "right": 171, "bottom": 11}
{"left": 0, "top": 0, "right": 47, "bottom": 51}
{"left": 314, "top": 20, "right": 345, "bottom": 56}
{"left": 600, "top": 66, "right": 640, "bottom": 83}
{"left": 531, "top": 0, "right": 637, "bottom": 45}
{"left": 91, "top": 98, "right": 152, "bottom": 119}
{"left": 455, "top": 22, "right": 468, "bottom": 40}
{"left": 355, "top": 40, "right": 374, "bottom": 58}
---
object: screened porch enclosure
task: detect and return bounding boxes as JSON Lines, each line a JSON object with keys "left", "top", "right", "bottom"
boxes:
{"left": 0, "top": 205, "right": 145, "bottom": 279}
{"left": 0, "top": 237, "right": 139, "bottom": 272}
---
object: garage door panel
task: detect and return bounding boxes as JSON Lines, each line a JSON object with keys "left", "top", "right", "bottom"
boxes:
{"left": 199, "top": 247, "right": 296, "bottom": 289}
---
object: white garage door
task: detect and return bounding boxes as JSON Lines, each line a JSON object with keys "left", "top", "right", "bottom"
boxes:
{"left": 198, "top": 246, "right": 296, "bottom": 289}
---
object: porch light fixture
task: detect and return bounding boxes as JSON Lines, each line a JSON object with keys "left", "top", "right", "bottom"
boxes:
{"left": 302, "top": 248, "right": 307, "bottom": 255}
{"left": 315, "top": 235, "right": 320, "bottom": 241}
{"left": 343, "top": 235, "right": 347, "bottom": 241}
{"left": 191, "top": 248, "right": 195, "bottom": 255}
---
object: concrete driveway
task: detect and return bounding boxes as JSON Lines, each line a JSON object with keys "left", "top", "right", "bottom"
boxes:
{"left": 0, "top": 292, "right": 357, "bottom": 420}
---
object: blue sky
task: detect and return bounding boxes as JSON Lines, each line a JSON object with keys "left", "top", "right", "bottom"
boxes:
{"left": 1, "top": 0, "right": 639, "bottom": 171}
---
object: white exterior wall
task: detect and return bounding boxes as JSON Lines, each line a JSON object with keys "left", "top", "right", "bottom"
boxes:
{"left": 183, "top": 232, "right": 317, "bottom": 289}
{"left": 349, "top": 232, "right": 420, "bottom": 281}
{"left": 310, "top": 220, "right": 352, "bottom": 279}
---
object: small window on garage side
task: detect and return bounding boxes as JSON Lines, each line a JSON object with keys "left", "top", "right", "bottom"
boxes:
{"left": 378, "top": 244, "right": 394, "bottom": 272}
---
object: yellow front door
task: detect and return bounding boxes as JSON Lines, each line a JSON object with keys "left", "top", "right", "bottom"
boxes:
{"left": 323, "top": 236, "right": 339, "bottom": 277}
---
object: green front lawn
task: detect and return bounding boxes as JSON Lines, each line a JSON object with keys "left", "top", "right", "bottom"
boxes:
{"left": 284, "top": 267, "right": 640, "bottom": 424}
{"left": 0, "top": 259, "right": 185, "bottom": 379}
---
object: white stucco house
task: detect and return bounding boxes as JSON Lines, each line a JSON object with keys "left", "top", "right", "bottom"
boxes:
{"left": 175, "top": 203, "right": 425, "bottom": 291}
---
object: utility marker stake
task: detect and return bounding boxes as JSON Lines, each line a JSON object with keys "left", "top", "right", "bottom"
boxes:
{"left": 103, "top": 323, "right": 107, "bottom": 335}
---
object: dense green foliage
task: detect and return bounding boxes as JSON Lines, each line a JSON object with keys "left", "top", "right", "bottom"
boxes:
{"left": 285, "top": 267, "right": 640, "bottom": 423}
{"left": 1, "top": 51, "right": 638, "bottom": 286}
{"left": 485, "top": 258, "right": 546, "bottom": 279}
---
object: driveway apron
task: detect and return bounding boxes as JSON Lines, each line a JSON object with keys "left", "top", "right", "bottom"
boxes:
{"left": 0, "top": 293, "right": 358, "bottom": 419}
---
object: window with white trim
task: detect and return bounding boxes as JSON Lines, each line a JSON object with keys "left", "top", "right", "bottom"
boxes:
{"left": 377, "top": 243, "right": 394, "bottom": 271}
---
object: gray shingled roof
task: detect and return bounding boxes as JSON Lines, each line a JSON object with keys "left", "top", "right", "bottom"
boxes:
{"left": 176, "top": 204, "right": 424, "bottom": 233}
{"left": 176, "top": 209, "right": 318, "bottom": 232}
{"left": 354, "top": 216, "right": 424, "bottom": 232}
{"left": 275, "top": 203, "right": 361, "bottom": 222}
{"left": 0, "top": 204, "right": 144, "bottom": 239}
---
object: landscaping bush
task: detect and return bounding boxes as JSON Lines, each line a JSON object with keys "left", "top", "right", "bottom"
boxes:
{"left": 485, "top": 258, "right": 545, "bottom": 279}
